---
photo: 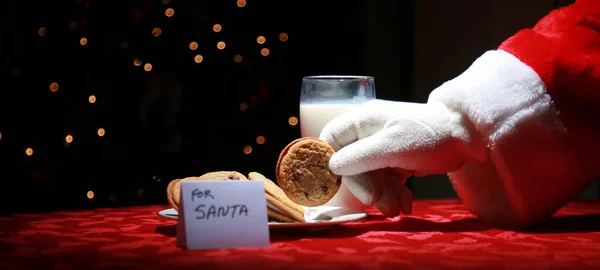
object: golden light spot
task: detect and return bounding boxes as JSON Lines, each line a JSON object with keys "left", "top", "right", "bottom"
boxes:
{"left": 0, "top": 132, "right": 3, "bottom": 140}
{"left": 217, "top": 41, "right": 226, "bottom": 50}
{"left": 256, "top": 136, "right": 266, "bottom": 145}
{"left": 89, "top": 95, "right": 96, "bottom": 104}
{"left": 97, "top": 128, "right": 105, "bottom": 137}
{"left": 256, "top": 36, "right": 266, "bottom": 44}
{"left": 288, "top": 116, "right": 298, "bottom": 126}
{"left": 65, "top": 135, "right": 73, "bottom": 143}
{"left": 213, "top": 24, "right": 222, "bottom": 32}
{"left": 25, "top": 148, "right": 33, "bottom": 156}
{"left": 144, "top": 63, "right": 153, "bottom": 71}
{"left": 133, "top": 58, "right": 142, "bottom": 66}
{"left": 279, "top": 32, "right": 289, "bottom": 42}
{"left": 189, "top": 41, "right": 198, "bottom": 50}
{"left": 260, "top": 48, "right": 270, "bottom": 56}
{"left": 38, "top": 27, "right": 47, "bottom": 36}
{"left": 50, "top": 82, "right": 59, "bottom": 92}
{"left": 121, "top": 41, "right": 128, "bottom": 49}
{"left": 87, "top": 190, "right": 94, "bottom": 199}
{"left": 69, "top": 22, "right": 77, "bottom": 30}
{"left": 243, "top": 145, "right": 253, "bottom": 154}
{"left": 152, "top": 27, "right": 162, "bottom": 37}
{"left": 239, "top": 101, "right": 248, "bottom": 111}
{"left": 162, "top": 0, "right": 170, "bottom": 4}
{"left": 234, "top": 54, "right": 243, "bottom": 63}
{"left": 237, "top": 0, "right": 246, "bottom": 8}
{"left": 194, "top": 54, "right": 203, "bottom": 63}
{"left": 138, "top": 189, "right": 145, "bottom": 198}
{"left": 80, "top": 37, "right": 88, "bottom": 46}
{"left": 165, "top": 8, "right": 175, "bottom": 17}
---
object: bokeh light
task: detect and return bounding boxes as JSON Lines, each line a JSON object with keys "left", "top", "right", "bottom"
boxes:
{"left": 38, "top": 27, "right": 47, "bottom": 36}
{"left": 50, "top": 82, "right": 59, "bottom": 92}
{"left": 288, "top": 116, "right": 298, "bottom": 126}
{"left": 234, "top": 54, "right": 243, "bottom": 63}
{"left": 261, "top": 48, "right": 270, "bottom": 56}
{"left": 239, "top": 102, "right": 248, "bottom": 111}
{"left": 165, "top": 8, "right": 175, "bottom": 17}
{"left": 279, "top": 33, "right": 289, "bottom": 42}
{"left": 97, "top": 128, "right": 105, "bottom": 137}
{"left": 152, "top": 27, "right": 162, "bottom": 37}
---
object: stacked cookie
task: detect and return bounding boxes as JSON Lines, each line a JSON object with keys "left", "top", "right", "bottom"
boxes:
{"left": 166, "top": 171, "right": 306, "bottom": 223}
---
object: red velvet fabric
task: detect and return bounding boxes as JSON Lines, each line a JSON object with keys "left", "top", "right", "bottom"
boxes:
{"left": 2, "top": 199, "right": 600, "bottom": 270}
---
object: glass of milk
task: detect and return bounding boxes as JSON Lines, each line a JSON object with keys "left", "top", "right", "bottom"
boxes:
{"left": 299, "top": 75, "right": 375, "bottom": 138}
{"left": 299, "top": 75, "right": 375, "bottom": 211}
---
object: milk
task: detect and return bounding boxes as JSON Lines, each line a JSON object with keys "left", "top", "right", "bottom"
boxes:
{"left": 299, "top": 101, "right": 369, "bottom": 212}
{"left": 299, "top": 102, "right": 362, "bottom": 138}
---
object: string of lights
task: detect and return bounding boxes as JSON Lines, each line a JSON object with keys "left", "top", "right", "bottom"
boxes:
{"left": 3, "top": 0, "right": 296, "bottom": 206}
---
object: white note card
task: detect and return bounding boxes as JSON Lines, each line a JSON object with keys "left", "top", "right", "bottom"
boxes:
{"left": 176, "top": 180, "right": 270, "bottom": 250}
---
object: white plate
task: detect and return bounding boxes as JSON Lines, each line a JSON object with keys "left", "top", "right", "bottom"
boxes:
{"left": 157, "top": 206, "right": 367, "bottom": 228}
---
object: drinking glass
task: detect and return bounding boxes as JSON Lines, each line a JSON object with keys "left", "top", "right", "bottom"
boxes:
{"left": 300, "top": 75, "right": 376, "bottom": 138}
{"left": 299, "top": 75, "right": 376, "bottom": 211}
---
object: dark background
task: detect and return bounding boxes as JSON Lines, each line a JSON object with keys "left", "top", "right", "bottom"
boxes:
{"left": 1, "top": 0, "right": 595, "bottom": 214}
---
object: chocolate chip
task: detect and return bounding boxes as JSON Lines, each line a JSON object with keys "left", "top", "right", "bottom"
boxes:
{"left": 321, "top": 185, "right": 328, "bottom": 193}
{"left": 292, "top": 171, "right": 301, "bottom": 181}
{"left": 228, "top": 175, "right": 240, "bottom": 180}
{"left": 304, "top": 192, "right": 309, "bottom": 198}
{"left": 336, "top": 178, "right": 341, "bottom": 186}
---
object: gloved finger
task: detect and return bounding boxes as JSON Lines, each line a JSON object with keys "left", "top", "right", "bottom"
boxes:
{"left": 399, "top": 185, "right": 413, "bottom": 215}
{"left": 373, "top": 185, "right": 402, "bottom": 217}
{"left": 319, "top": 100, "right": 390, "bottom": 151}
{"left": 345, "top": 168, "right": 404, "bottom": 218}
{"left": 341, "top": 173, "right": 383, "bottom": 206}
{"left": 382, "top": 168, "right": 413, "bottom": 215}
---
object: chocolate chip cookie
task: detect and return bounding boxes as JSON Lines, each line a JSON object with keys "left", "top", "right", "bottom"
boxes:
{"left": 276, "top": 137, "right": 342, "bottom": 207}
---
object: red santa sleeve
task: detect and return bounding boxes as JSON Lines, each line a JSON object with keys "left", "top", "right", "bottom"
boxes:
{"left": 427, "top": 0, "right": 600, "bottom": 228}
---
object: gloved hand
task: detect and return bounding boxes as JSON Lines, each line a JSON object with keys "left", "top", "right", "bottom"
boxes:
{"left": 319, "top": 99, "right": 488, "bottom": 217}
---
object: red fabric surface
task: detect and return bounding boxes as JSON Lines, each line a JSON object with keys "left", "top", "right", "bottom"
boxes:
{"left": 2, "top": 199, "right": 600, "bottom": 270}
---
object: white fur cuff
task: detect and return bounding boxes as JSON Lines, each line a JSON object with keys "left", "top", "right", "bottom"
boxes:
{"left": 428, "top": 50, "right": 587, "bottom": 228}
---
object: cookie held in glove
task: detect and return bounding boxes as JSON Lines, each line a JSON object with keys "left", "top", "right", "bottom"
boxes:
{"left": 276, "top": 137, "right": 342, "bottom": 207}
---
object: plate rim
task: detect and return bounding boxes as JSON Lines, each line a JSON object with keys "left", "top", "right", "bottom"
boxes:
{"left": 156, "top": 208, "right": 367, "bottom": 228}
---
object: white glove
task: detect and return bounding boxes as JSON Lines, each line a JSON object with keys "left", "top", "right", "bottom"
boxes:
{"left": 319, "top": 99, "right": 488, "bottom": 217}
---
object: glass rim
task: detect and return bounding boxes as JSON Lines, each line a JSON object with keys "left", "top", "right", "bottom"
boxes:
{"left": 303, "top": 75, "right": 374, "bottom": 80}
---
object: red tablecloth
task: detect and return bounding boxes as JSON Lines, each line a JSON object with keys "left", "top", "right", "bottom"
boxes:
{"left": 1, "top": 199, "right": 600, "bottom": 270}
